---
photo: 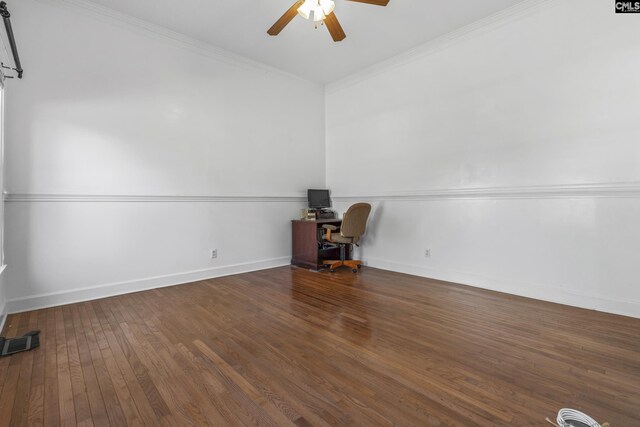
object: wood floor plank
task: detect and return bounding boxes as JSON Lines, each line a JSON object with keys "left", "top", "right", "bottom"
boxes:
{"left": 27, "top": 309, "right": 47, "bottom": 426}
{"left": 77, "top": 302, "right": 127, "bottom": 427}
{"left": 94, "top": 301, "right": 171, "bottom": 420}
{"left": 212, "top": 282, "right": 472, "bottom": 425}
{"left": 124, "top": 293, "right": 241, "bottom": 425}
{"left": 8, "top": 311, "right": 39, "bottom": 426}
{"left": 43, "top": 308, "right": 61, "bottom": 427}
{"left": 92, "top": 302, "right": 164, "bottom": 425}
{"left": 1, "top": 266, "right": 639, "bottom": 425}
{"left": 1, "top": 312, "right": 24, "bottom": 338}
{"left": 181, "top": 291, "right": 438, "bottom": 426}
{"left": 116, "top": 320, "right": 211, "bottom": 426}
{"left": 194, "top": 339, "right": 298, "bottom": 427}
{"left": 53, "top": 306, "right": 77, "bottom": 426}
{"left": 62, "top": 306, "right": 93, "bottom": 426}
{"left": 84, "top": 302, "right": 144, "bottom": 427}
{"left": 0, "top": 314, "right": 27, "bottom": 424}
{"left": 215, "top": 275, "right": 503, "bottom": 424}
{"left": 69, "top": 305, "right": 110, "bottom": 426}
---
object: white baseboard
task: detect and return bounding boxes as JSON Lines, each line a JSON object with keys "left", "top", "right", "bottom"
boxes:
{"left": 0, "top": 264, "right": 7, "bottom": 333}
{"left": 5, "top": 256, "right": 290, "bottom": 314}
{"left": 0, "top": 300, "right": 6, "bottom": 334}
{"left": 6, "top": 255, "right": 638, "bottom": 319}
{"left": 366, "top": 258, "right": 640, "bottom": 319}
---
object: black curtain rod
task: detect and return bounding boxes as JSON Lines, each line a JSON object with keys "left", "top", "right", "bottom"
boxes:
{"left": 0, "top": 1, "right": 22, "bottom": 79}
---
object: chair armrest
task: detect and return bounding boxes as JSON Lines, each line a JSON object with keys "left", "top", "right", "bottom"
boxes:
{"left": 322, "top": 224, "right": 338, "bottom": 242}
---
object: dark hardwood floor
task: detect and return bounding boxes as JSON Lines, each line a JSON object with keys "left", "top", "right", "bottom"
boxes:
{"left": 1, "top": 266, "right": 639, "bottom": 426}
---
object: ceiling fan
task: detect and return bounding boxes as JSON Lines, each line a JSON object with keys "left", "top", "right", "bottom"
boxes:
{"left": 267, "top": 0, "right": 390, "bottom": 42}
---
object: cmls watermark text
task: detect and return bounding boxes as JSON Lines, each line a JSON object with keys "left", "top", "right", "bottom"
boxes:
{"left": 615, "top": 1, "right": 640, "bottom": 12}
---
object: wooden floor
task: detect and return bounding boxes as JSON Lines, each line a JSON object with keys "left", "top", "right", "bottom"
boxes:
{"left": 1, "top": 267, "right": 639, "bottom": 426}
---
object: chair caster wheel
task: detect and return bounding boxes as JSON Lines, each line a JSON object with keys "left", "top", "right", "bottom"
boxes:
{"left": 329, "top": 269, "right": 335, "bottom": 273}
{"left": 352, "top": 269, "right": 358, "bottom": 273}
{"left": 357, "top": 264, "right": 362, "bottom": 269}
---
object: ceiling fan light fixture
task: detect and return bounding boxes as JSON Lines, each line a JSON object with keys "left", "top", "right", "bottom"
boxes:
{"left": 270, "top": 0, "right": 387, "bottom": 42}
{"left": 296, "top": 0, "right": 313, "bottom": 20}
{"left": 297, "top": 0, "right": 335, "bottom": 21}
{"left": 320, "top": 0, "right": 335, "bottom": 16}
{"left": 312, "top": 6, "right": 326, "bottom": 22}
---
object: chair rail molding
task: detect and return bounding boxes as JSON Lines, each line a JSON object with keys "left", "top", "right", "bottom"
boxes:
{"left": 6, "top": 183, "right": 640, "bottom": 203}
{"left": 332, "top": 182, "right": 640, "bottom": 202}
{"left": 4, "top": 193, "right": 307, "bottom": 203}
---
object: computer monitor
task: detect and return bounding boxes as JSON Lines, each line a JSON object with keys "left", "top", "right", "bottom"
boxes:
{"left": 308, "top": 189, "right": 331, "bottom": 209}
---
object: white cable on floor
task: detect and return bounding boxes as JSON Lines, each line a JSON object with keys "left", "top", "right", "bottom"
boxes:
{"left": 555, "top": 408, "right": 602, "bottom": 427}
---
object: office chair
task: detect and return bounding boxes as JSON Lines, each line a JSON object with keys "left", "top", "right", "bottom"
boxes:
{"left": 322, "top": 203, "right": 371, "bottom": 273}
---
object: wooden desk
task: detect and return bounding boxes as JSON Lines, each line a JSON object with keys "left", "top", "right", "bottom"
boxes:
{"left": 291, "top": 219, "right": 350, "bottom": 270}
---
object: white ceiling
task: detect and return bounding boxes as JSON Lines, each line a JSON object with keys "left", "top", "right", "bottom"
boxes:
{"left": 83, "top": 0, "right": 524, "bottom": 84}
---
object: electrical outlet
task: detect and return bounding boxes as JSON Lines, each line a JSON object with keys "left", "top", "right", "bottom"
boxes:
{"left": 424, "top": 249, "right": 431, "bottom": 258}
{"left": 210, "top": 249, "right": 218, "bottom": 259}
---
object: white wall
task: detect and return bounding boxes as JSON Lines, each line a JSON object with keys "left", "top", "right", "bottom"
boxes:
{"left": 5, "top": 0, "right": 640, "bottom": 319}
{"left": 3, "top": 0, "right": 325, "bottom": 311}
{"left": 0, "top": 273, "right": 6, "bottom": 331}
{"left": 0, "top": 80, "right": 6, "bottom": 329}
{"left": 326, "top": 0, "right": 640, "bottom": 317}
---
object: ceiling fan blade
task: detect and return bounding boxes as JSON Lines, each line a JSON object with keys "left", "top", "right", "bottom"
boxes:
{"left": 346, "top": 0, "right": 389, "bottom": 5}
{"left": 267, "top": 1, "right": 305, "bottom": 36}
{"left": 324, "top": 12, "right": 346, "bottom": 42}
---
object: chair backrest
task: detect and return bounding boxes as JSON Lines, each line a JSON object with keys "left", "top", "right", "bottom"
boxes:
{"left": 340, "top": 203, "right": 371, "bottom": 242}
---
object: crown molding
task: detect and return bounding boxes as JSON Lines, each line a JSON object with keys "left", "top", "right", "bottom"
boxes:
{"left": 326, "top": 0, "right": 559, "bottom": 94}
{"left": 332, "top": 182, "right": 640, "bottom": 201}
{"left": 37, "top": 0, "right": 559, "bottom": 91}
{"left": 4, "top": 193, "right": 307, "bottom": 203}
{"left": 36, "top": 0, "right": 322, "bottom": 91}
{"left": 7, "top": 182, "right": 640, "bottom": 203}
